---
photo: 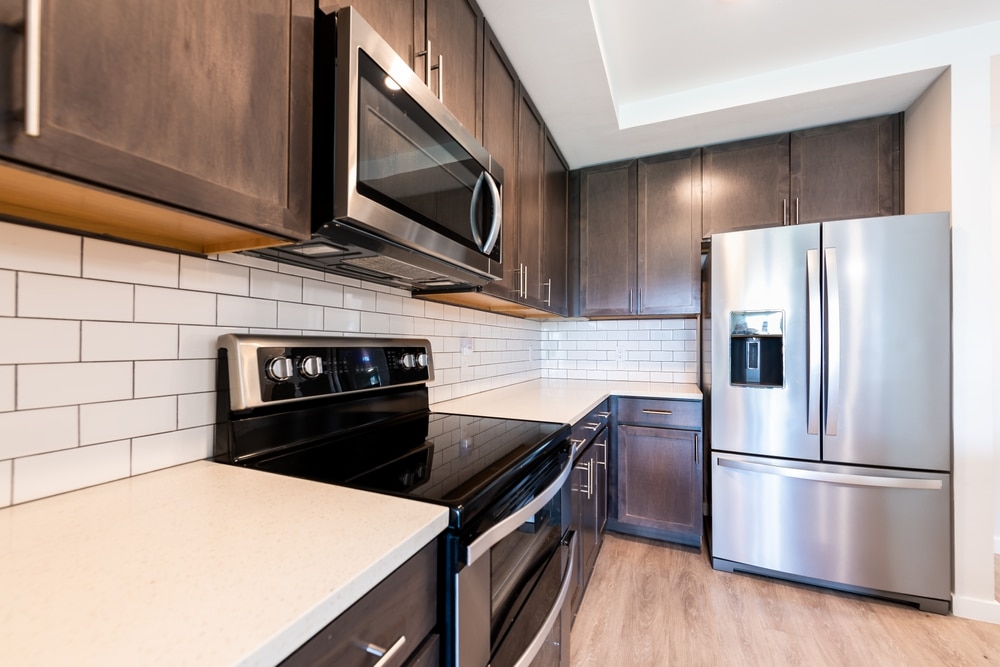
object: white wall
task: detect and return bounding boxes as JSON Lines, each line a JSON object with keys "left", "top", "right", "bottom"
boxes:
{"left": 992, "top": 55, "right": 1000, "bottom": 558}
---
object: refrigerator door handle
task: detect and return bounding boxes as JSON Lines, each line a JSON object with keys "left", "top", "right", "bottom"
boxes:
{"left": 824, "top": 247, "right": 841, "bottom": 436}
{"left": 716, "top": 457, "right": 943, "bottom": 490}
{"left": 807, "top": 248, "right": 821, "bottom": 435}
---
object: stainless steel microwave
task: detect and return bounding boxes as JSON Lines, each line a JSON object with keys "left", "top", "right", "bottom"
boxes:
{"left": 252, "top": 7, "right": 504, "bottom": 291}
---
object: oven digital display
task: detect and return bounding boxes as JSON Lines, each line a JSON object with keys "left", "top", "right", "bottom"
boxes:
{"left": 337, "top": 347, "right": 390, "bottom": 390}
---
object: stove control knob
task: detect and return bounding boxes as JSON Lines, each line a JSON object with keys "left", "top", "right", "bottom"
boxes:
{"left": 416, "top": 353, "right": 429, "bottom": 369}
{"left": 300, "top": 355, "right": 324, "bottom": 379}
{"left": 265, "top": 356, "right": 294, "bottom": 382}
{"left": 400, "top": 353, "right": 417, "bottom": 370}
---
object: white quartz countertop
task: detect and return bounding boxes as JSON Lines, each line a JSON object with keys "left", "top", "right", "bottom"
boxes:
{"left": 0, "top": 460, "right": 449, "bottom": 667}
{"left": 431, "top": 378, "right": 703, "bottom": 425}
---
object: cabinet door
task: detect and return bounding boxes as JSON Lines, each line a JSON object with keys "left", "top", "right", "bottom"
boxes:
{"left": 617, "top": 424, "right": 702, "bottom": 546}
{"left": 425, "top": 0, "right": 482, "bottom": 138}
{"left": 594, "top": 429, "right": 609, "bottom": 538}
{"left": 569, "top": 453, "right": 585, "bottom": 615}
{"left": 337, "top": 0, "right": 423, "bottom": 67}
{"left": 636, "top": 149, "right": 702, "bottom": 315}
{"left": 0, "top": 0, "right": 313, "bottom": 241}
{"left": 578, "top": 161, "right": 637, "bottom": 317}
{"left": 790, "top": 114, "right": 901, "bottom": 224}
{"left": 542, "top": 132, "right": 569, "bottom": 315}
{"left": 517, "top": 90, "right": 544, "bottom": 307}
{"left": 481, "top": 24, "right": 520, "bottom": 301}
{"left": 702, "top": 134, "right": 790, "bottom": 238}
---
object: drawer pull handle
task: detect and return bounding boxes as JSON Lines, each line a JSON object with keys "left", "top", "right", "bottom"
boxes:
{"left": 596, "top": 411, "right": 611, "bottom": 418}
{"left": 365, "top": 635, "right": 406, "bottom": 666}
{"left": 642, "top": 409, "right": 673, "bottom": 416}
{"left": 583, "top": 422, "right": 600, "bottom": 431}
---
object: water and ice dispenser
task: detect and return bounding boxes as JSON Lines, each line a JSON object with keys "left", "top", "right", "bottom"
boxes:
{"left": 729, "top": 310, "right": 784, "bottom": 387}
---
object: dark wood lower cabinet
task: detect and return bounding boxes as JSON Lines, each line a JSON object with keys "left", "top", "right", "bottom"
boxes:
{"left": 280, "top": 540, "right": 438, "bottom": 667}
{"left": 609, "top": 398, "right": 703, "bottom": 547}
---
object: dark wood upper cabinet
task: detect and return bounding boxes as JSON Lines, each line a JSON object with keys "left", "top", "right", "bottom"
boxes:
{"left": 637, "top": 149, "right": 702, "bottom": 316}
{"left": 702, "top": 133, "right": 791, "bottom": 237}
{"left": 790, "top": 114, "right": 901, "bottom": 224}
{"left": 425, "top": 0, "right": 483, "bottom": 139}
{"left": 517, "top": 90, "right": 544, "bottom": 308}
{"left": 542, "top": 131, "right": 569, "bottom": 316}
{"left": 578, "top": 161, "right": 637, "bottom": 317}
{"left": 481, "top": 23, "right": 520, "bottom": 301}
{"left": 336, "top": 0, "right": 425, "bottom": 67}
{"left": 703, "top": 114, "right": 902, "bottom": 237}
{"left": 0, "top": 0, "right": 314, "bottom": 250}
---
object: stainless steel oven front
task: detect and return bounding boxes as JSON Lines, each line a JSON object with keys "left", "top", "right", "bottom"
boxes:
{"left": 444, "top": 450, "right": 575, "bottom": 667}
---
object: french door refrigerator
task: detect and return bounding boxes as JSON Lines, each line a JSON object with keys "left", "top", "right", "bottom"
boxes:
{"left": 709, "top": 212, "right": 952, "bottom": 613}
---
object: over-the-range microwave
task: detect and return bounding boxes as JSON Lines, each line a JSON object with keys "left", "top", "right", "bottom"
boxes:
{"left": 251, "top": 7, "right": 504, "bottom": 292}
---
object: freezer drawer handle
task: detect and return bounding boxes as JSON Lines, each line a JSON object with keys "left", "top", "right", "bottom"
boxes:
{"left": 642, "top": 409, "right": 673, "bottom": 416}
{"left": 716, "top": 457, "right": 943, "bottom": 490}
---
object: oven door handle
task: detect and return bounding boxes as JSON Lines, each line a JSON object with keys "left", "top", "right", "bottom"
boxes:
{"left": 464, "top": 454, "right": 573, "bottom": 566}
{"left": 511, "top": 531, "right": 577, "bottom": 667}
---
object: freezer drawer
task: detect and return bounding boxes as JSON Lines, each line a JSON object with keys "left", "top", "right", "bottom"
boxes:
{"left": 711, "top": 453, "right": 951, "bottom": 609}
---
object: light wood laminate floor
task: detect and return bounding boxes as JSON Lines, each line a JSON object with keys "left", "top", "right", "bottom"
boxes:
{"left": 572, "top": 533, "right": 1000, "bottom": 666}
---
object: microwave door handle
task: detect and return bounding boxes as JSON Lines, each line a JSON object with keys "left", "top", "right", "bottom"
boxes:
{"left": 510, "top": 531, "right": 577, "bottom": 667}
{"left": 470, "top": 172, "right": 487, "bottom": 251}
{"left": 469, "top": 171, "right": 502, "bottom": 255}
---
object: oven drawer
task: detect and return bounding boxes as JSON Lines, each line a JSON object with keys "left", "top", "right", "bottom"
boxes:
{"left": 281, "top": 539, "right": 438, "bottom": 667}
{"left": 616, "top": 397, "right": 702, "bottom": 430}
{"left": 570, "top": 400, "right": 611, "bottom": 459}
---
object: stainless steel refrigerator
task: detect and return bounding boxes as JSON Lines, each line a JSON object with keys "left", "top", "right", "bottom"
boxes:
{"left": 709, "top": 212, "right": 952, "bottom": 613}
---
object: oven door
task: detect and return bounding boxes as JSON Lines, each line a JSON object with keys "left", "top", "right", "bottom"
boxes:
{"left": 448, "top": 453, "right": 575, "bottom": 667}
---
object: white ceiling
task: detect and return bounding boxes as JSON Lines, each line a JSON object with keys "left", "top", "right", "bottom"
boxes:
{"left": 477, "top": 0, "right": 1000, "bottom": 168}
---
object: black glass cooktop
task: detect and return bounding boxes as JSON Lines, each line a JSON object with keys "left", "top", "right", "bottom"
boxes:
{"left": 247, "top": 411, "right": 569, "bottom": 529}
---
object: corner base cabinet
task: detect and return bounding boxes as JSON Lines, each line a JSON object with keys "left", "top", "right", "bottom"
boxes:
{"left": 609, "top": 397, "right": 703, "bottom": 547}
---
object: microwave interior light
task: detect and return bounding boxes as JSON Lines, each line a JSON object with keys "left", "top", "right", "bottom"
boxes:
{"left": 384, "top": 76, "right": 401, "bottom": 91}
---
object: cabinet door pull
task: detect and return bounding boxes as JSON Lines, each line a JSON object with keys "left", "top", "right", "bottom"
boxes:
{"left": 628, "top": 289, "right": 634, "bottom": 314}
{"left": 431, "top": 54, "right": 443, "bottom": 102}
{"left": 24, "top": 0, "right": 42, "bottom": 137}
{"left": 795, "top": 197, "right": 800, "bottom": 225}
{"left": 642, "top": 408, "right": 673, "bottom": 416}
{"left": 638, "top": 288, "right": 642, "bottom": 314}
{"left": 365, "top": 635, "right": 407, "bottom": 667}
{"left": 782, "top": 198, "right": 788, "bottom": 226}
{"left": 544, "top": 278, "right": 552, "bottom": 307}
{"left": 596, "top": 439, "right": 607, "bottom": 467}
{"left": 583, "top": 422, "right": 600, "bottom": 431}
{"left": 415, "top": 40, "right": 432, "bottom": 86}
{"left": 694, "top": 433, "right": 700, "bottom": 465}
{"left": 596, "top": 411, "right": 611, "bottom": 418}
{"left": 521, "top": 264, "right": 528, "bottom": 299}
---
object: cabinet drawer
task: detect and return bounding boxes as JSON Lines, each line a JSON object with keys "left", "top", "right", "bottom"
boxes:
{"left": 281, "top": 539, "right": 438, "bottom": 667}
{"left": 617, "top": 398, "right": 702, "bottom": 430}
{"left": 571, "top": 400, "right": 611, "bottom": 458}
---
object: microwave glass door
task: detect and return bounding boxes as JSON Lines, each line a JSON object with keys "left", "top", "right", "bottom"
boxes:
{"left": 357, "top": 51, "right": 501, "bottom": 262}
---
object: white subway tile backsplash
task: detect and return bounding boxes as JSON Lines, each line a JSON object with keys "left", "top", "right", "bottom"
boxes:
{"left": 134, "top": 360, "right": 216, "bottom": 398}
{"left": 217, "top": 295, "right": 277, "bottom": 328}
{"left": 178, "top": 392, "right": 216, "bottom": 429}
{"left": 278, "top": 301, "right": 324, "bottom": 330}
{"left": 82, "top": 322, "right": 178, "bottom": 361}
{"left": 360, "top": 311, "right": 391, "bottom": 334}
{"left": 13, "top": 440, "right": 131, "bottom": 504}
{"left": 0, "top": 222, "right": 81, "bottom": 276}
{"left": 80, "top": 396, "right": 176, "bottom": 445}
{"left": 343, "top": 285, "right": 377, "bottom": 311}
{"left": 0, "top": 365, "right": 13, "bottom": 412}
{"left": 250, "top": 268, "right": 302, "bottom": 302}
{"left": 0, "top": 318, "right": 80, "bottom": 364}
{"left": 0, "top": 406, "right": 78, "bottom": 459}
{"left": 324, "top": 307, "right": 360, "bottom": 333}
{"left": 303, "top": 278, "right": 344, "bottom": 307}
{"left": 179, "top": 255, "right": 249, "bottom": 296}
{"left": 277, "top": 262, "right": 326, "bottom": 281}
{"left": 131, "top": 425, "right": 213, "bottom": 475}
{"left": 83, "top": 238, "right": 179, "bottom": 287}
{"left": 17, "top": 362, "right": 133, "bottom": 409}
{"left": 179, "top": 325, "right": 246, "bottom": 359}
{"left": 18, "top": 273, "right": 133, "bottom": 321}
{"left": 217, "top": 252, "right": 278, "bottom": 271}
{"left": 135, "top": 286, "right": 216, "bottom": 325}
{"left": 376, "top": 292, "right": 404, "bottom": 315}
{"left": 0, "top": 270, "right": 14, "bottom": 316}
{"left": 0, "top": 460, "right": 10, "bottom": 507}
